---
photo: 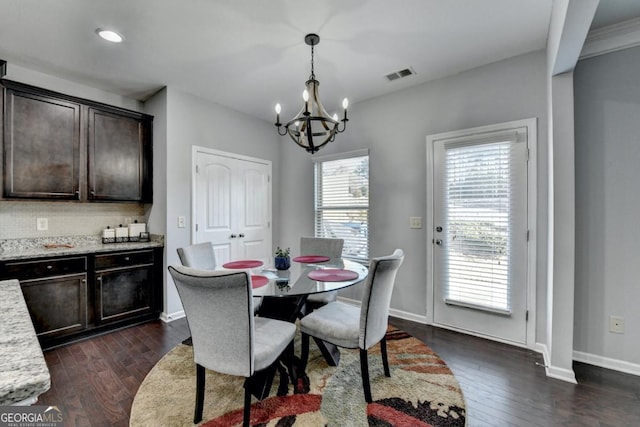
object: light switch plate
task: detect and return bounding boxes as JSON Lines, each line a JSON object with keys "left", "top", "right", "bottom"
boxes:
{"left": 177, "top": 216, "right": 186, "bottom": 228}
{"left": 409, "top": 216, "right": 422, "bottom": 229}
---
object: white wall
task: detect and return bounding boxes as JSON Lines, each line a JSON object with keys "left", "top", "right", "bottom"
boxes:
{"left": 150, "top": 87, "right": 282, "bottom": 317}
{"left": 574, "top": 45, "right": 640, "bottom": 369}
{"left": 281, "top": 50, "right": 550, "bottom": 331}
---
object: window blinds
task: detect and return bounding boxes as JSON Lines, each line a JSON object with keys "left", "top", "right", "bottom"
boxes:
{"left": 441, "top": 130, "right": 525, "bottom": 314}
{"left": 314, "top": 154, "right": 369, "bottom": 261}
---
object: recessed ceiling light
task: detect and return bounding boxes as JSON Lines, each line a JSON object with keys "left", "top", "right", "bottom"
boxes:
{"left": 96, "top": 28, "right": 124, "bottom": 43}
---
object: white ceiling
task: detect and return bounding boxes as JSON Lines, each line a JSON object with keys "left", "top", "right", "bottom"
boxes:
{"left": 0, "top": 1, "right": 638, "bottom": 123}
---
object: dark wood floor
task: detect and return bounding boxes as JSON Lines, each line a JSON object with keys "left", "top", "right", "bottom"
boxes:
{"left": 37, "top": 317, "right": 640, "bottom": 427}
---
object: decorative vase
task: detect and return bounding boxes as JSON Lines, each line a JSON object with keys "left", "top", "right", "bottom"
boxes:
{"left": 274, "top": 256, "right": 291, "bottom": 270}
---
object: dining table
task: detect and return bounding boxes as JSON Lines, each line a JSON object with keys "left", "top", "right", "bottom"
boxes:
{"left": 222, "top": 256, "right": 369, "bottom": 399}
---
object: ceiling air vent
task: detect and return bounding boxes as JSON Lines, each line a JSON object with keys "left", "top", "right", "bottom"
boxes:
{"left": 385, "top": 67, "right": 416, "bottom": 82}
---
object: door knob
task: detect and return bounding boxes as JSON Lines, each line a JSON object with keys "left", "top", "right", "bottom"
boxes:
{"left": 239, "top": 233, "right": 245, "bottom": 238}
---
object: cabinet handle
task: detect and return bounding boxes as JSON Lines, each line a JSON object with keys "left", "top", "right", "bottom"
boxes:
{"left": 46, "top": 265, "right": 53, "bottom": 270}
{"left": 230, "top": 234, "right": 237, "bottom": 239}
{"left": 239, "top": 233, "right": 245, "bottom": 238}
{"left": 124, "top": 257, "right": 130, "bottom": 261}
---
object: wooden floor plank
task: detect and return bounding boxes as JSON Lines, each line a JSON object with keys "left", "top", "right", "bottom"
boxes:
{"left": 35, "top": 317, "right": 640, "bottom": 426}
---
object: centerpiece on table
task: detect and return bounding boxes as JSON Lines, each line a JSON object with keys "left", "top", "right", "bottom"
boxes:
{"left": 274, "top": 246, "right": 291, "bottom": 270}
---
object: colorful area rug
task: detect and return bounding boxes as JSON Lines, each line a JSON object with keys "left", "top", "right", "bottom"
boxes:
{"left": 130, "top": 327, "right": 466, "bottom": 426}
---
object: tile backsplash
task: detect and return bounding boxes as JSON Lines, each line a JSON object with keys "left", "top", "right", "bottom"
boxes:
{"left": 0, "top": 201, "right": 147, "bottom": 239}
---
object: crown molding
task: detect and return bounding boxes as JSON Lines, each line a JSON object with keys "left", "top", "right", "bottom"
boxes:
{"left": 580, "top": 17, "right": 640, "bottom": 59}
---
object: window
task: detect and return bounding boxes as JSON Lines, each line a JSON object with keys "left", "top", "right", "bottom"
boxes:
{"left": 313, "top": 150, "right": 369, "bottom": 261}
{"left": 438, "top": 128, "right": 527, "bottom": 314}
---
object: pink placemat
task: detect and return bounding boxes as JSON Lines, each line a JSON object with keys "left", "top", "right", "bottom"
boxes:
{"left": 251, "top": 275, "right": 268, "bottom": 288}
{"left": 292, "top": 255, "right": 331, "bottom": 263}
{"left": 222, "top": 260, "right": 264, "bottom": 269}
{"left": 308, "top": 269, "right": 359, "bottom": 282}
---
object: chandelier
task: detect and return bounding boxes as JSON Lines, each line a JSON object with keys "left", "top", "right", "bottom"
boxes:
{"left": 275, "top": 34, "right": 348, "bottom": 154}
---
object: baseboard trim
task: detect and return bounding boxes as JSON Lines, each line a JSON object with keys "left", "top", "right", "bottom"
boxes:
{"left": 160, "top": 310, "right": 185, "bottom": 323}
{"left": 535, "top": 342, "right": 577, "bottom": 383}
{"left": 337, "top": 297, "right": 428, "bottom": 325}
{"left": 573, "top": 350, "right": 640, "bottom": 377}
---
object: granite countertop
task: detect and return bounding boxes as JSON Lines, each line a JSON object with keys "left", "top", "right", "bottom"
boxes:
{"left": 0, "top": 279, "right": 50, "bottom": 405}
{"left": 0, "top": 234, "right": 164, "bottom": 262}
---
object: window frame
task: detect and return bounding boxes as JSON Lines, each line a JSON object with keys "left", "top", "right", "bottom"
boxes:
{"left": 312, "top": 149, "right": 370, "bottom": 262}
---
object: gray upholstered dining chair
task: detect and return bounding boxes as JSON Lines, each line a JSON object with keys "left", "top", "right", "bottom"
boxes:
{"left": 299, "top": 249, "right": 404, "bottom": 403}
{"left": 177, "top": 242, "right": 217, "bottom": 270}
{"left": 168, "top": 265, "right": 296, "bottom": 426}
{"left": 300, "top": 236, "right": 344, "bottom": 309}
{"left": 177, "top": 242, "right": 262, "bottom": 313}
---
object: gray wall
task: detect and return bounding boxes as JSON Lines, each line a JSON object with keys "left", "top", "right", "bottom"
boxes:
{"left": 574, "top": 46, "right": 640, "bottom": 365}
{"left": 147, "top": 87, "right": 282, "bottom": 316}
{"left": 280, "top": 50, "right": 550, "bottom": 339}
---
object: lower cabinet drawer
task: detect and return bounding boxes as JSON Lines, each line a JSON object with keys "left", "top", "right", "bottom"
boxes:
{"left": 95, "top": 250, "right": 154, "bottom": 269}
{"left": 1, "top": 257, "right": 87, "bottom": 281}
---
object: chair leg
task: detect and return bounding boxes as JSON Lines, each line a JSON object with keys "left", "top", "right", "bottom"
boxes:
{"left": 380, "top": 337, "right": 391, "bottom": 377}
{"left": 243, "top": 384, "right": 251, "bottom": 427}
{"left": 359, "top": 349, "right": 373, "bottom": 403}
{"left": 300, "top": 333, "right": 310, "bottom": 372}
{"left": 194, "top": 364, "right": 205, "bottom": 424}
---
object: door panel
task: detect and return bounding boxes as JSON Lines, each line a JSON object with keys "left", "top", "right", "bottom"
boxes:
{"left": 431, "top": 126, "right": 529, "bottom": 345}
{"left": 195, "top": 149, "right": 271, "bottom": 266}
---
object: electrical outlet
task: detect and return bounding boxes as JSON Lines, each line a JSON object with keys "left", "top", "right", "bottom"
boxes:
{"left": 177, "top": 216, "right": 186, "bottom": 228}
{"left": 609, "top": 316, "right": 625, "bottom": 334}
{"left": 36, "top": 218, "right": 48, "bottom": 231}
{"left": 409, "top": 216, "right": 423, "bottom": 229}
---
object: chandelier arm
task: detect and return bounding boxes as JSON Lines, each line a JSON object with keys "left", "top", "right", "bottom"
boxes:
{"left": 276, "top": 125, "right": 288, "bottom": 136}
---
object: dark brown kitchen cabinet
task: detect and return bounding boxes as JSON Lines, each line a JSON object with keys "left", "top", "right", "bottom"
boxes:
{"left": 94, "top": 250, "right": 155, "bottom": 324}
{"left": 1, "top": 79, "right": 152, "bottom": 202}
{"left": 0, "top": 257, "right": 88, "bottom": 342}
{"left": 3, "top": 87, "right": 81, "bottom": 199}
{"left": 20, "top": 274, "right": 88, "bottom": 339}
{"left": 88, "top": 107, "right": 152, "bottom": 202}
{"left": 0, "top": 247, "right": 162, "bottom": 349}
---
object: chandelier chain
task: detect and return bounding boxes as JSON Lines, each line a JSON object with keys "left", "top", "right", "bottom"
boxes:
{"left": 310, "top": 43, "right": 315, "bottom": 80}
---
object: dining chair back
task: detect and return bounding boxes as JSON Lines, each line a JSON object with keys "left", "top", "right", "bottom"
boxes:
{"left": 168, "top": 265, "right": 296, "bottom": 426}
{"left": 177, "top": 242, "right": 217, "bottom": 270}
{"left": 300, "top": 236, "right": 344, "bottom": 258}
{"left": 299, "top": 249, "right": 404, "bottom": 403}
{"left": 301, "top": 236, "right": 344, "bottom": 308}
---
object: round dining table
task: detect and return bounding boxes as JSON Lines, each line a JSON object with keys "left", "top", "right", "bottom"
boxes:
{"left": 250, "top": 258, "right": 368, "bottom": 300}
{"left": 230, "top": 257, "right": 369, "bottom": 399}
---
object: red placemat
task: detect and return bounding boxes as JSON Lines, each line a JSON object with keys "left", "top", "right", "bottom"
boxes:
{"left": 222, "top": 260, "right": 264, "bottom": 269}
{"left": 292, "top": 255, "right": 331, "bottom": 263}
{"left": 308, "top": 269, "right": 359, "bottom": 282}
{"left": 251, "top": 275, "right": 268, "bottom": 288}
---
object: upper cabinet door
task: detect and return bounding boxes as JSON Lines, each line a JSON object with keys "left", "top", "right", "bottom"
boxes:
{"left": 87, "top": 107, "right": 152, "bottom": 202}
{"left": 3, "top": 88, "right": 81, "bottom": 199}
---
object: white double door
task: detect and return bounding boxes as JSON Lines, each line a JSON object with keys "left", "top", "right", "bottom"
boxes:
{"left": 193, "top": 148, "right": 272, "bottom": 266}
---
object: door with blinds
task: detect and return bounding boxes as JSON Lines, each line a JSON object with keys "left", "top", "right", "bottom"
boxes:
{"left": 430, "top": 121, "right": 531, "bottom": 345}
